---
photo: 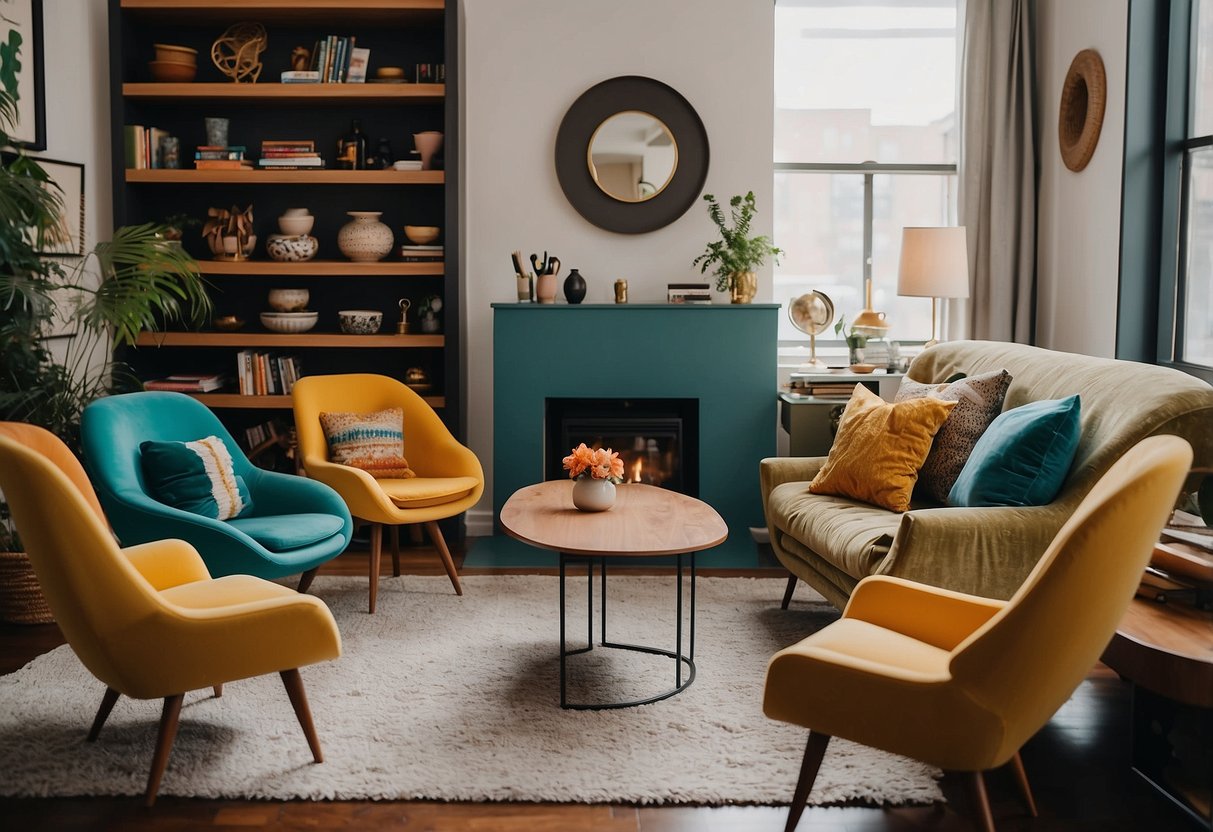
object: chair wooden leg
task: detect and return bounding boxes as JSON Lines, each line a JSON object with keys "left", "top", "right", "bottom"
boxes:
{"left": 144, "top": 693, "right": 184, "bottom": 807}
{"left": 785, "top": 732, "right": 830, "bottom": 832}
{"left": 87, "top": 687, "right": 120, "bottom": 742}
{"left": 213, "top": 684, "right": 223, "bottom": 698}
{"left": 968, "top": 771, "right": 997, "bottom": 832}
{"left": 424, "top": 520, "right": 463, "bottom": 596}
{"left": 368, "top": 523, "right": 382, "bottom": 613}
{"left": 390, "top": 525, "right": 401, "bottom": 577}
{"left": 280, "top": 669, "right": 323, "bottom": 764}
{"left": 297, "top": 567, "right": 318, "bottom": 594}
{"left": 781, "top": 575, "right": 798, "bottom": 610}
{"left": 1009, "top": 751, "right": 1038, "bottom": 817}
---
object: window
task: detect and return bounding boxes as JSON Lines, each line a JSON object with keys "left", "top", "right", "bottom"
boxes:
{"left": 773, "top": 0, "right": 960, "bottom": 346}
{"left": 1178, "top": 0, "right": 1213, "bottom": 366}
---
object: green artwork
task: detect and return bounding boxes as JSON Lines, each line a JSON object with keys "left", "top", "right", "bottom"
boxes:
{"left": 0, "top": 28, "right": 22, "bottom": 101}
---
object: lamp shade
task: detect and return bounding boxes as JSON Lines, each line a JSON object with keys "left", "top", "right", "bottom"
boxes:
{"left": 897, "top": 227, "right": 970, "bottom": 299}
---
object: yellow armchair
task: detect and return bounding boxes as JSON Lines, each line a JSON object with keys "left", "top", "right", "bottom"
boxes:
{"left": 0, "top": 432, "right": 342, "bottom": 806}
{"left": 293, "top": 374, "right": 484, "bottom": 612}
{"left": 763, "top": 435, "right": 1193, "bottom": 831}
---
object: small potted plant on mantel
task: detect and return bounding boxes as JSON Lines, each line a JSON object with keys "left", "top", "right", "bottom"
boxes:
{"left": 692, "top": 191, "right": 782, "bottom": 304}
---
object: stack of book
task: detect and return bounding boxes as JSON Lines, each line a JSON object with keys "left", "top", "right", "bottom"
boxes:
{"left": 667, "top": 283, "right": 712, "bottom": 304}
{"left": 399, "top": 244, "right": 443, "bottom": 262}
{"left": 281, "top": 37, "right": 371, "bottom": 84}
{"left": 787, "top": 382, "right": 856, "bottom": 399}
{"left": 236, "top": 351, "right": 303, "bottom": 396}
{"left": 123, "top": 125, "right": 178, "bottom": 169}
{"left": 257, "top": 140, "right": 323, "bottom": 170}
{"left": 243, "top": 418, "right": 288, "bottom": 453}
{"left": 195, "top": 146, "right": 251, "bottom": 171}
{"left": 143, "top": 373, "right": 226, "bottom": 393}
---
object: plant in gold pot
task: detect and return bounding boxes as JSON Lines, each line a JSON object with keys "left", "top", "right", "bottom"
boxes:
{"left": 692, "top": 191, "right": 782, "bottom": 304}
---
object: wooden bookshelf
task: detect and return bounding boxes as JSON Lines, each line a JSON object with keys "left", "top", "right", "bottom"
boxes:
{"left": 135, "top": 332, "right": 444, "bottom": 348}
{"left": 122, "top": 83, "right": 445, "bottom": 104}
{"left": 126, "top": 169, "right": 444, "bottom": 185}
{"left": 190, "top": 393, "right": 446, "bottom": 410}
{"left": 196, "top": 260, "right": 443, "bottom": 276}
{"left": 120, "top": 0, "right": 444, "bottom": 25}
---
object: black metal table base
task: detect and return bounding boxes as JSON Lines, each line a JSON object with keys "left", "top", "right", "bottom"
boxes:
{"left": 559, "top": 551, "right": 696, "bottom": 710}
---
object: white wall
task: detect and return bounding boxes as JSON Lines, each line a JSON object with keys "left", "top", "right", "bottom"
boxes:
{"left": 460, "top": 0, "right": 775, "bottom": 533}
{"left": 1034, "top": 0, "right": 1127, "bottom": 357}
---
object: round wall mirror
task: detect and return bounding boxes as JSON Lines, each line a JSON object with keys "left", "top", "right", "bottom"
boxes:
{"left": 556, "top": 76, "right": 709, "bottom": 234}
{"left": 587, "top": 110, "right": 678, "bottom": 203}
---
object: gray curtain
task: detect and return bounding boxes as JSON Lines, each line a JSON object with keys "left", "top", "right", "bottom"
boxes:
{"left": 951, "top": 0, "right": 1037, "bottom": 343}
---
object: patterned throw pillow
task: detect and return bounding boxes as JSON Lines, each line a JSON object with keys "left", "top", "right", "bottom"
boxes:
{"left": 140, "top": 436, "right": 254, "bottom": 521}
{"left": 319, "top": 408, "right": 416, "bottom": 479}
{"left": 808, "top": 385, "right": 956, "bottom": 513}
{"left": 895, "top": 369, "right": 1014, "bottom": 503}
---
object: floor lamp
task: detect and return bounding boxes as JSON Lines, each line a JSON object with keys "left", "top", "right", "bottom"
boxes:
{"left": 896, "top": 226, "right": 969, "bottom": 346}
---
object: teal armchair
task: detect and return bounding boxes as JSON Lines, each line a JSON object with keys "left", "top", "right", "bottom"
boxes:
{"left": 81, "top": 392, "right": 351, "bottom": 587}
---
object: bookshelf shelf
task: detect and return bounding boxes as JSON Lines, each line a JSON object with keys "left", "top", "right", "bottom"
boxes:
{"left": 196, "top": 260, "right": 443, "bottom": 276}
{"left": 122, "top": 83, "right": 445, "bottom": 104}
{"left": 135, "top": 332, "right": 444, "bottom": 348}
{"left": 125, "top": 169, "right": 444, "bottom": 185}
{"left": 190, "top": 393, "right": 445, "bottom": 410}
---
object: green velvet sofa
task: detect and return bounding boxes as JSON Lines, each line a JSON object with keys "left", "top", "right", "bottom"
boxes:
{"left": 762, "top": 340, "right": 1213, "bottom": 610}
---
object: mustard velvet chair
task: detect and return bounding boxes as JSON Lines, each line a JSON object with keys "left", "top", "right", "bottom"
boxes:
{"left": 0, "top": 433, "right": 343, "bottom": 806}
{"left": 763, "top": 434, "right": 1192, "bottom": 832}
{"left": 0, "top": 422, "right": 108, "bottom": 525}
{"left": 292, "top": 374, "right": 484, "bottom": 612}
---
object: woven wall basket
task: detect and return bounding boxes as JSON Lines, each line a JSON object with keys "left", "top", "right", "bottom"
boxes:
{"left": 0, "top": 551, "right": 54, "bottom": 624}
{"left": 1058, "top": 48, "right": 1107, "bottom": 172}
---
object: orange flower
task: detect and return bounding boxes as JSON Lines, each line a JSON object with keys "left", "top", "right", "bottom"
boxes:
{"left": 562, "top": 443, "right": 596, "bottom": 479}
{"left": 608, "top": 453, "right": 624, "bottom": 480}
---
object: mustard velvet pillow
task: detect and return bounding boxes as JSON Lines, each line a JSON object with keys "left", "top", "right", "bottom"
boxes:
{"left": 808, "top": 385, "right": 957, "bottom": 512}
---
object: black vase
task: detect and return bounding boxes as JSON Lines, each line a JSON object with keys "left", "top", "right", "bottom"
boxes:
{"left": 563, "top": 268, "right": 587, "bottom": 304}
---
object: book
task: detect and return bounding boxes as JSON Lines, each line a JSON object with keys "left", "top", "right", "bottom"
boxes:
{"left": 347, "top": 47, "right": 370, "bottom": 83}
{"left": 194, "top": 159, "right": 254, "bottom": 170}
{"left": 281, "top": 70, "right": 321, "bottom": 83}
{"left": 123, "top": 125, "right": 145, "bottom": 169}
{"left": 195, "top": 150, "right": 245, "bottom": 160}
{"left": 257, "top": 157, "right": 325, "bottom": 167}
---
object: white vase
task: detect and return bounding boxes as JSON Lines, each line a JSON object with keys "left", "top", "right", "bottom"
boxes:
{"left": 572, "top": 477, "right": 616, "bottom": 512}
{"left": 337, "top": 211, "right": 394, "bottom": 262}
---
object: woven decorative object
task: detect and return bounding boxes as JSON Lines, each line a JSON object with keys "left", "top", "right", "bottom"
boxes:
{"left": 0, "top": 551, "right": 53, "bottom": 625}
{"left": 1058, "top": 48, "right": 1106, "bottom": 173}
{"left": 211, "top": 22, "right": 268, "bottom": 84}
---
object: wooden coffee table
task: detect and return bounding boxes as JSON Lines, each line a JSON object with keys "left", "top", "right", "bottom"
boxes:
{"left": 499, "top": 481, "right": 727, "bottom": 710}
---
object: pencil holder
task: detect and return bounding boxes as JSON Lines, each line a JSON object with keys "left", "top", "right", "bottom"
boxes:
{"left": 516, "top": 273, "right": 532, "bottom": 302}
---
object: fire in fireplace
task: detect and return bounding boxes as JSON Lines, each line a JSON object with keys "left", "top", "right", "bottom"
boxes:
{"left": 545, "top": 398, "right": 698, "bottom": 496}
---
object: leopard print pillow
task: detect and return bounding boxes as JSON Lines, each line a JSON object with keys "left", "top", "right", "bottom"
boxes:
{"left": 895, "top": 369, "right": 1013, "bottom": 503}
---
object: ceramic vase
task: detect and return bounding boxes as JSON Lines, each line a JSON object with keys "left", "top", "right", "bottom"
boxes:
{"left": 413, "top": 131, "right": 444, "bottom": 170}
{"left": 337, "top": 211, "right": 394, "bottom": 262}
{"left": 563, "top": 269, "right": 587, "bottom": 304}
{"left": 730, "top": 271, "right": 757, "bottom": 304}
{"left": 535, "top": 273, "right": 557, "bottom": 304}
{"left": 572, "top": 477, "right": 615, "bottom": 512}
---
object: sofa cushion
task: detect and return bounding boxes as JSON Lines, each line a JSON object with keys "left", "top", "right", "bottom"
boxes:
{"left": 769, "top": 481, "right": 901, "bottom": 579}
{"left": 227, "top": 513, "right": 346, "bottom": 552}
{"left": 949, "top": 395, "right": 1082, "bottom": 507}
{"left": 809, "top": 385, "right": 956, "bottom": 512}
{"left": 140, "top": 436, "right": 253, "bottom": 521}
{"left": 319, "top": 408, "right": 415, "bottom": 479}
{"left": 896, "top": 369, "right": 1013, "bottom": 503}
{"left": 378, "top": 476, "right": 480, "bottom": 508}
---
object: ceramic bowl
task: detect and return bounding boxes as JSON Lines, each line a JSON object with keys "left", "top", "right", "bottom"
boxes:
{"left": 282, "top": 207, "right": 311, "bottom": 217}
{"left": 153, "top": 44, "right": 197, "bottom": 65}
{"left": 212, "top": 315, "right": 245, "bottom": 332}
{"left": 338, "top": 309, "right": 383, "bottom": 335}
{"left": 278, "top": 214, "right": 315, "bottom": 236}
{"left": 404, "top": 225, "right": 440, "bottom": 245}
{"left": 267, "top": 288, "right": 310, "bottom": 312}
{"left": 260, "top": 311, "right": 318, "bottom": 333}
{"left": 849, "top": 363, "right": 877, "bottom": 374}
{"left": 148, "top": 60, "right": 197, "bottom": 83}
{"left": 266, "top": 235, "right": 319, "bottom": 263}
{"left": 376, "top": 66, "right": 405, "bottom": 79}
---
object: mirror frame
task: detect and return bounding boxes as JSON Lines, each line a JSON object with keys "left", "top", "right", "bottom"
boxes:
{"left": 586, "top": 110, "right": 679, "bottom": 204}
{"left": 556, "top": 76, "right": 709, "bottom": 234}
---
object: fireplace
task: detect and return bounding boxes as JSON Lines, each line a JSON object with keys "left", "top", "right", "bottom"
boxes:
{"left": 545, "top": 398, "right": 698, "bottom": 496}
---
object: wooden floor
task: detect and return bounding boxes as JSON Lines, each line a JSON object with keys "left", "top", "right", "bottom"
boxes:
{"left": 0, "top": 541, "right": 1197, "bottom": 831}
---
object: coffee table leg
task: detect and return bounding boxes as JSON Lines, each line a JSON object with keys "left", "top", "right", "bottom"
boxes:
{"left": 690, "top": 551, "right": 696, "bottom": 662}
{"left": 587, "top": 558, "right": 593, "bottom": 647}
{"left": 559, "top": 553, "right": 567, "bottom": 708}
{"left": 676, "top": 554, "right": 684, "bottom": 688}
{"left": 601, "top": 556, "right": 608, "bottom": 643}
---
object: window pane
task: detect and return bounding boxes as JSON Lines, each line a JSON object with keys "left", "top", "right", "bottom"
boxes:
{"left": 1182, "top": 148, "right": 1213, "bottom": 364}
{"left": 1195, "top": 0, "right": 1213, "bottom": 137}
{"left": 775, "top": 1, "right": 958, "bottom": 164}
{"left": 774, "top": 172, "right": 955, "bottom": 343}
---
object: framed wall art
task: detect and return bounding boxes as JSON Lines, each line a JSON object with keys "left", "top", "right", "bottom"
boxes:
{"left": 36, "top": 158, "right": 85, "bottom": 256}
{"left": 0, "top": 0, "right": 45, "bottom": 150}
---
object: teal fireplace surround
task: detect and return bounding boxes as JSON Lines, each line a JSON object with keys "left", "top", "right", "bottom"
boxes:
{"left": 475, "top": 303, "right": 778, "bottom": 567}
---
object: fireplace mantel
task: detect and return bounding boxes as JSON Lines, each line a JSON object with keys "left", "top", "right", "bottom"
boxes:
{"left": 490, "top": 303, "right": 778, "bottom": 565}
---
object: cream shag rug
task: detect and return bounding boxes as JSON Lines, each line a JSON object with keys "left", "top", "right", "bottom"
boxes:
{"left": 0, "top": 575, "right": 942, "bottom": 805}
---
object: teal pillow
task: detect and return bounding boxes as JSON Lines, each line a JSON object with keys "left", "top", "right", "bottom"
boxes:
{"left": 947, "top": 395, "right": 1081, "bottom": 507}
{"left": 140, "top": 436, "right": 254, "bottom": 521}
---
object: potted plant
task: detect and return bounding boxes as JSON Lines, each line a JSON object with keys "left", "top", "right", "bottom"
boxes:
{"left": 834, "top": 315, "right": 869, "bottom": 365}
{"left": 562, "top": 443, "right": 624, "bottom": 512}
{"left": 692, "top": 191, "right": 782, "bottom": 304}
{"left": 0, "top": 82, "right": 211, "bottom": 622}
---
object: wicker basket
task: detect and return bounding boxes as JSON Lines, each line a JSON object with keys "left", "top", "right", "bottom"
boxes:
{"left": 0, "top": 551, "right": 54, "bottom": 625}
